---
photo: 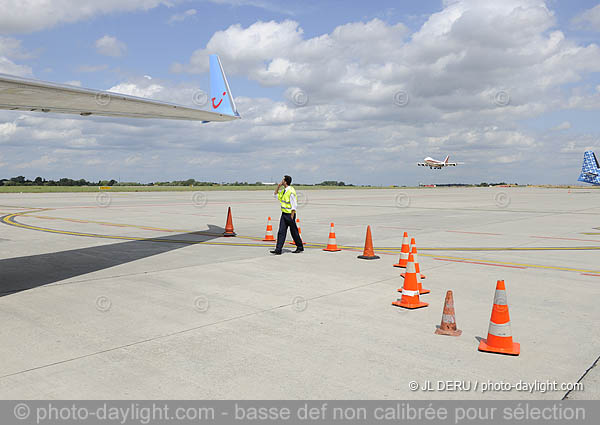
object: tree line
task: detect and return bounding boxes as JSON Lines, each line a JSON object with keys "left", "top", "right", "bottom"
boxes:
{"left": 0, "top": 176, "right": 355, "bottom": 187}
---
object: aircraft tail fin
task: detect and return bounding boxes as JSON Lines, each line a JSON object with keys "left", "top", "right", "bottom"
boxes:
{"left": 209, "top": 54, "right": 239, "bottom": 117}
{"left": 578, "top": 151, "right": 600, "bottom": 185}
{"left": 444, "top": 155, "right": 450, "bottom": 164}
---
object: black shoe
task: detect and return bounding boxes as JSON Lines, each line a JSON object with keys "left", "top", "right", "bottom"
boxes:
{"left": 293, "top": 248, "right": 304, "bottom": 253}
{"left": 270, "top": 250, "right": 282, "bottom": 255}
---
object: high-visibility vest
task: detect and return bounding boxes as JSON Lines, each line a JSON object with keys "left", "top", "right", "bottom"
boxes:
{"left": 277, "top": 186, "right": 296, "bottom": 213}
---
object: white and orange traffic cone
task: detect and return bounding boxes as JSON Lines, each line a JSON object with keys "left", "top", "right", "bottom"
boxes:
{"left": 290, "top": 218, "right": 303, "bottom": 245}
{"left": 478, "top": 280, "right": 520, "bottom": 356}
{"left": 435, "top": 290, "right": 462, "bottom": 336}
{"left": 393, "top": 232, "right": 410, "bottom": 268}
{"left": 401, "top": 246, "right": 429, "bottom": 294}
{"left": 263, "top": 216, "right": 275, "bottom": 242}
{"left": 392, "top": 253, "right": 428, "bottom": 309}
{"left": 323, "top": 222, "right": 341, "bottom": 252}
{"left": 411, "top": 239, "right": 426, "bottom": 279}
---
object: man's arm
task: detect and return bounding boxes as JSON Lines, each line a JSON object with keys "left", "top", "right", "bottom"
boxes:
{"left": 274, "top": 178, "right": 284, "bottom": 196}
{"left": 290, "top": 192, "right": 297, "bottom": 219}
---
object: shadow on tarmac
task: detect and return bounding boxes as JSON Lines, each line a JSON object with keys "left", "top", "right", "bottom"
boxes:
{"left": 0, "top": 224, "right": 225, "bottom": 297}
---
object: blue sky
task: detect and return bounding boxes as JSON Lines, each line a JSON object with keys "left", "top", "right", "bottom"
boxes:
{"left": 1, "top": 0, "right": 600, "bottom": 185}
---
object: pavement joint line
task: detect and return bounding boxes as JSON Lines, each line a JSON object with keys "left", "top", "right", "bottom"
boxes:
{"left": 299, "top": 203, "right": 600, "bottom": 215}
{"left": 0, "top": 275, "right": 399, "bottom": 381}
{"left": 423, "top": 253, "right": 600, "bottom": 274}
{"left": 562, "top": 354, "right": 600, "bottom": 400}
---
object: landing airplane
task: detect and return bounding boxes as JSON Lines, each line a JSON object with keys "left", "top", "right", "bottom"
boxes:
{"left": 0, "top": 54, "right": 239, "bottom": 122}
{"left": 578, "top": 151, "right": 600, "bottom": 185}
{"left": 417, "top": 155, "right": 460, "bottom": 169}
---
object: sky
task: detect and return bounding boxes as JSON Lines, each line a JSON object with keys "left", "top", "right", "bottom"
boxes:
{"left": 1, "top": 0, "right": 600, "bottom": 185}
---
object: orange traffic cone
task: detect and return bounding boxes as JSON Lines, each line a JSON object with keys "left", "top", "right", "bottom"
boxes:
{"left": 323, "top": 222, "right": 341, "bottom": 252}
{"left": 478, "top": 280, "right": 520, "bottom": 355}
{"left": 290, "top": 218, "right": 303, "bottom": 245}
{"left": 400, "top": 246, "right": 429, "bottom": 294}
{"left": 393, "top": 232, "right": 410, "bottom": 268}
{"left": 392, "top": 253, "right": 428, "bottom": 309}
{"left": 357, "top": 225, "right": 380, "bottom": 260}
{"left": 435, "top": 290, "right": 462, "bottom": 336}
{"left": 263, "top": 216, "right": 275, "bottom": 242}
{"left": 411, "top": 239, "right": 425, "bottom": 279}
{"left": 223, "top": 207, "right": 236, "bottom": 237}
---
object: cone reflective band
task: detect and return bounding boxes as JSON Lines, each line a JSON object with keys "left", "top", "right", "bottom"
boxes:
{"left": 393, "top": 232, "right": 410, "bottom": 268}
{"left": 401, "top": 245, "right": 429, "bottom": 294}
{"left": 412, "top": 240, "right": 426, "bottom": 279}
{"left": 413, "top": 246, "right": 429, "bottom": 294}
{"left": 290, "top": 218, "right": 302, "bottom": 245}
{"left": 223, "top": 207, "right": 236, "bottom": 237}
{"left": 358, "top": 225, "right": 380, "bottom": 260}
{"left": 263, "top": 216, "right": 275, "bottom": 242}
{"left": 392, "top": 253, "right": 428, "bottom": 309}
{"left": 323, "top": 222, "right": 341, "bottom": 252}
{"left": 435, "top": 290, "right": 462, "bottom": 336}
{"left": 478, "top": 280, "right": 520, "bottom": 355}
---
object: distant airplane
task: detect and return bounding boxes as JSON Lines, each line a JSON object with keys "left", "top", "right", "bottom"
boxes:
{"left": 0, "top": 54, "right": 239, "bottom": 122}
{"left": 578, "top": 151, "right": 600, "bottom": 185}
{"left": 417, "top": 155, "right": 461, "bottom": 169}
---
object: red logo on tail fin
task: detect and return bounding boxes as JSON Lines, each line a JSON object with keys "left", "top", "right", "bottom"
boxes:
{"left": 212, "top": 91, "right": 226, "bottom": 109}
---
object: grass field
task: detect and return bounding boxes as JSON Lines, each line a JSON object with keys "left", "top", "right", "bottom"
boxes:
{"left": 0, "top": 185, "right": 399, "bottom": 193}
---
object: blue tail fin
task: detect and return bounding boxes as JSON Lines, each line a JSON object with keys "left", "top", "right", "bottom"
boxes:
{"left": 209, "top": 54, "right": 238, "bottom": 117}
{"left": 578, "top": 151, "right": 600, "bottom": 185}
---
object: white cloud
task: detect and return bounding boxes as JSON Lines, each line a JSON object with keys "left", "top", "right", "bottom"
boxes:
{"left": 14, "top": 155, "right": 58, "bottom": 169}
{"left": 551, "top": 121, "right": 571, "bottom": 131}
{"left": 95, "top": 35, "right": 127, "bottom": 57}
{"left": 0, "top": 121, "right": 18, "bottom": 141}
{"left": 0, "top": 56, "right": 32, "bottom": 76}
{"left": 77, "top": 64, "right": 109, "bottom": 72}
{"left": 204, "top": 0, "right": 296, "bottom": 15}
{"left": 108, "top": 82, "right": 164, "bottom": 98}
{"left": 0, "top": 37, "right": 33, "bottom": 59}
{"left": 0, "top": 0, "right": 173, "bottom": 34}
{"left": 168, "top": 9, "right": 196, "bottom": 24}
{"left": 2, "top": 0, "right": 600, "bottom": 185}
{"left": 0, "top": 37, "right": 33, "bottom": 76}
{"left": 572, "top": 4, "right": 600, "bottom": 31}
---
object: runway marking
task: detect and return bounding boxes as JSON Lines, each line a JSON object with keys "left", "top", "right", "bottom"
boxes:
{"left": 581, "top": 273, "right": 600, "bottom": 277}
{"left": 425, "top": 254, "right": 600, "bottom": 274}
{"left": 26, "top": 214, "right": 193, "bottom": 233}
{"left": 530, "top": 236, "right": 600, "bottom": 242}
{"left": 434, "top": 258, "right": 527, "bottom": 269}
{"left": 446, "top": 230, "right": 502, "bottom": 236}
{"left": 3, "top": 211, "right": 600, "bottom": 275}
{"left": 6, "top": 211, "right": 600, "bottom": 252}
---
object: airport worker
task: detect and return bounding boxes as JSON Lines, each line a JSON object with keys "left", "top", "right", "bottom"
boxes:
{"left": 271, "top": 175, "right": 304, "bottom": 255}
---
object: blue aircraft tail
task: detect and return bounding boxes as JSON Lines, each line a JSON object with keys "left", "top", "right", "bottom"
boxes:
{"left": 578, "top": 151, "right": 600, "bottom": 185}
{"left": 209, "top": 54, "right": 238, "bottom": 117}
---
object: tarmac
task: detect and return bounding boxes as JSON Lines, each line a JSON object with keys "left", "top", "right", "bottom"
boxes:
{"left": 0, "top": 187, "right": 598, "bottom": 399}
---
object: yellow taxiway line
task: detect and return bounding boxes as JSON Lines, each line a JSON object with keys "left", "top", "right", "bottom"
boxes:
{"left": 2, "top": 210, "right": 600, "bottom": 275}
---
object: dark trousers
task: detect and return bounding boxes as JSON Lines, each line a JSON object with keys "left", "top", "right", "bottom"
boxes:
{"left": 276, "top": 212, "right": 304, "bottom": 251}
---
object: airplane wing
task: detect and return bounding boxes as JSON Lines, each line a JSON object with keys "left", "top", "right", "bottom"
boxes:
{"left": 0, "top": 55, "right": 239, "bottom": 122}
